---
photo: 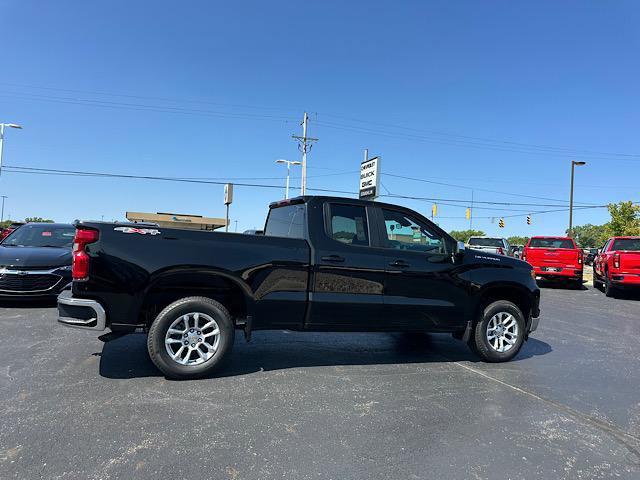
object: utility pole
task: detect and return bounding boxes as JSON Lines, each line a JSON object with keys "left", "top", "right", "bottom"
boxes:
{"left": 292, "top": 112, "right": 317, "bottom": 195}
{"left": 568, "top": 160, "right": 586, "bottom": 237}
{"left": 0, "top": 196, "right": 6, "bottom": 222}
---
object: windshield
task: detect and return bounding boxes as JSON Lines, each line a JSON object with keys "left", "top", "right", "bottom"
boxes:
{"left": 468, "top": 238, "right": 503, "bottom": 247}
{"left": 529, "top": 238, "right": 575, "bottom": 249}
{"left": 2, "top": 224, "right": 75, "bottom": 248}
{"left": 612, "top": 238, "right": 640, "bottom": 251}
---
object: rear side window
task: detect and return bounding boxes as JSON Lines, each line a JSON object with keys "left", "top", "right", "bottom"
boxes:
{"left": 468, "top": 238, "right": 503, "bottom": 247}
{"left": 529, "top": 238, "right": 575, "bottom": 249}
{"left": 328, "top": 204, "right": 369, "bottom": 246}
{"left": 612, "top": 239, "right": 640, "bottom": 251}
{"left": 264, "top": 204, "right": 306, "bottom": 239}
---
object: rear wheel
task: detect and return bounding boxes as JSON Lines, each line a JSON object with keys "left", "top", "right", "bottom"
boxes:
{"left": 469, "top": 300, "right": 526, "bottom": 362}
{"left": 593, "top": 268, "right": 601, "bottom": 289}
{"left": 147, "top": 297, "right": 235, "bottom": 379}
{"left": 604, "top": 272, "right": 617, "bottom": 298}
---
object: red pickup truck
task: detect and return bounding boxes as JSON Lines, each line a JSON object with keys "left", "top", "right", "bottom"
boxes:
{"left": 522, "top": 236, "right": 583, "bottom": 287}
{"left": 593, "top": 236, "right": 640, "bottom": 297}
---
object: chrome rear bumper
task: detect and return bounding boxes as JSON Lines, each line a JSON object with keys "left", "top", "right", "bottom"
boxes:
{"left": 57, "top": 291, "right": 107, "bottom": 331}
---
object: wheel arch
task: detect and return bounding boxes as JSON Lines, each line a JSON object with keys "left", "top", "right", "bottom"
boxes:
{"left": 473, "top": 283, "right": 535, "bottom": 325}
{"left": 139, "top": 267, "right": 255, "bottom": 327}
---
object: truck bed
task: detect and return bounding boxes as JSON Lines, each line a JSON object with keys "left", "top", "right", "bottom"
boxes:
{"left": 73, "top": 222, "right": 310, "bottom": 331}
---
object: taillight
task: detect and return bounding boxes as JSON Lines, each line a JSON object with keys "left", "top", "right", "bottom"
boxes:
{"left": 613, "top": 253, "right": 620, "bottom": 269}
{"left": 497, "top": 247, "right": 504, "bottom": 255}
{"left": 72, "top": 228, "right": 99, "bottom": 281}
{"left": 577, "top": 251, "right": 582, "bottom": 265}
{"left": 521, "top": 249, "right": 527, "bottom": 261}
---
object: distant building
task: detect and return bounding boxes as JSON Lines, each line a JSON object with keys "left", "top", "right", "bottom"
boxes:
{"left": 125, "top": 212, "right": 227, "bottom": 231}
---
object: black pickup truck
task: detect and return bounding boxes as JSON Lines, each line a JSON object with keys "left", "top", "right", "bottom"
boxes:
{"left": 58, "top": 196, "right": 540, "bottom": 379}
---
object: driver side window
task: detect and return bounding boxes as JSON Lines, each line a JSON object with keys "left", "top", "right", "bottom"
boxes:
{"left": 381, "top": 209, "right": 445, "bottom": 253}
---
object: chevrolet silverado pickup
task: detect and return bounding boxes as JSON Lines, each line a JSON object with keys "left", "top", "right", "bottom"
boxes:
{"left": 57, "top": 196, "right": 540, "bottom": 379}
{"left": 593, "top": 236, "right": 640, "bottom": 297}
{"left": 522, "top": 236, "right": 583, "bottom": 287}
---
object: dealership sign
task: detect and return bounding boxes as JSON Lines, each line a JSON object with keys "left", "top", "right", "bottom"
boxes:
{"left": 359, "top": 156, "right": 380, "bottom": 200}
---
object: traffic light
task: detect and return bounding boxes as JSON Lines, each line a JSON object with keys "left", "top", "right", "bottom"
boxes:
{"left": 499, "top": 218, "right": 505, "bottom": 228}
{"left": 465, "top": 208, "right": 471, "bottom": 220}
{"left": 527, "top": 215, "right": 531, "bottom": 225}
{"left": 432, "top": 204, "right": 437, "bottom": 217}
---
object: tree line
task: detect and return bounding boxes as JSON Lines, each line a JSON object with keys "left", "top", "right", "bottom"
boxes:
{"left": 0, "top": 217, "right": 54, "bottom": 229}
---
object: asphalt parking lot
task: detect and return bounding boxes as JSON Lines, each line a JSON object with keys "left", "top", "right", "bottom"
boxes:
{"left": 1, "top": 284, "right": 639, "bottom": 480}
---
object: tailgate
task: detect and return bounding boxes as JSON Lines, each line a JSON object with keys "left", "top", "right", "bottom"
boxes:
{"left": 527, "top": 248, "right": 579, "bottom": 266}
{"left": 620, "top": 251, "right": 640, "bottom": 271}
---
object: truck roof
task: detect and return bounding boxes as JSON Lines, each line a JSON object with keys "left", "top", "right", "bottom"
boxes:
{"left": 529, "top": 236, "right": 572, "bottom": 240}
{"left": 269, "top": 195, "right": 422, "bottom": 211}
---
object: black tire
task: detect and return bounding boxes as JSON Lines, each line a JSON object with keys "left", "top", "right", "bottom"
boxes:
{"left": 604, "top": 274, "right": 617, "bottom": 298}
{"left": 147, "top": 296, "right": 235, "bottom": 380}
{"left": 593, "top": 269, "right": 601, "bottom": 289}
{"left": 468, "top": 300, "right": 526, "bottom": 362}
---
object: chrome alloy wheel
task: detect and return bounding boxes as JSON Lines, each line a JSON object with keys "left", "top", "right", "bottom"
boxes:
{"left": 486, "top": 312, "right": 519, "bottom": 353}
{"left": 164, "top": 312, "right": 220, "bottom": 366}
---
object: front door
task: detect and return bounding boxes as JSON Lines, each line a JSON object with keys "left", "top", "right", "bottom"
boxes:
{"left": 379, "top": 207, "right": 467, "bottom": 331}
{"left": 306, "top": 202, "right": 388, "bottom": 329}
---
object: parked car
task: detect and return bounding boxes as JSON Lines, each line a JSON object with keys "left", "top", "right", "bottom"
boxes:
{"left": 467, "top": 236, "right": 511, "bottom": 256}
{"left": 0, "top": 223, "right": 75, "bottom": 299}
{"left": 583, "top": 248, "right": 598, "bottom": 266}
{"left": 593, "top": 236, "right": 640, "bottom": 297}
{"left": 58, "top": 196, "right": 540, "bottom": 379}
{"left": 0, "top": 222, "right": 25, "bottom": 242}
{"left": 522, "top": 236, "right": 583, "bottom": 287}
{"left": 510, "top": 245, "right": 524, "bottom": 259}
{"left": 243, "top": 229, "right": 264, "bottom": 235}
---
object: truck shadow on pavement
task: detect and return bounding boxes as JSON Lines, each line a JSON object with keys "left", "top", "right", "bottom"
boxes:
{"left": 97, "top": 331, "right": 553, "bottom": 380}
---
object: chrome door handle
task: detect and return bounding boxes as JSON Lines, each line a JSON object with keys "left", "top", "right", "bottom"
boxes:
{"left": 389, "top": 260, "right": 410, "bottom": 268}
{"left": 321, "top": 255, "right": 345, "bottom": 263}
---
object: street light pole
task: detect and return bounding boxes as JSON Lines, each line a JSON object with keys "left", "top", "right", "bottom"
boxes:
{"left": 0, "top": 123, "right": 23, "bottom": 176}
{"left": 275, "top": 159, "right": 301, "bottom": 199}
{"left": 0, "top": 196, "right": 6, "bottom": 223}
{"left": 568, "top": 160, "right": 586, "bottom": 237}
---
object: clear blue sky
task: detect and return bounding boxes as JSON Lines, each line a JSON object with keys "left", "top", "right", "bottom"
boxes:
{"left": 1, "top": 0, "right": 638, "bottom": 237}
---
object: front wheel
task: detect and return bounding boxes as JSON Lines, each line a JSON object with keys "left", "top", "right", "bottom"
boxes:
{"left": 469, "top": 300, "right": 526, "bottom": 362}
{"left": 147, "top": 297, "right": 235, "bottom": 380}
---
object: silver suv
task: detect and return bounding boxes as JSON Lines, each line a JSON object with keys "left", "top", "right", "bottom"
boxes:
{"left": 467, "top": 236, "right": 511, "bottom": 256}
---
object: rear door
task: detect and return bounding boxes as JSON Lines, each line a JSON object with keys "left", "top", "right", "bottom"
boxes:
{"left": 306, "top": 202, "right": 388, "bottom": 329}
{"left": 377, "top": 207, "right": 466, "bottom": 330}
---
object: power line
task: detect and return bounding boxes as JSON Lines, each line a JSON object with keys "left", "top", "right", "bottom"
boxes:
{"left": 0, "top": 91, "right": 296, "bottom": 123}
{"left": 5, "top": 82, "right": 640, "bottom": 159}
{"left": 0, "top": 81, "right": 300, "bottom": 113}
{"left": 2, "top": 164, "right": 611, "bottom": 209}
{"left": 313, "top": 120, "right": 640, "bottom": 162}
{"left": 315, "top": 113, "right": 640, "bottom": 159}
{"left": 382, "top": 172, "right": 596, "bottom": 206}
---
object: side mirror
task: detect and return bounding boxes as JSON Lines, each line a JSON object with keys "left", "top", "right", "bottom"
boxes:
{"left": 456, "top": 241, "right": 466, "bottom": 253}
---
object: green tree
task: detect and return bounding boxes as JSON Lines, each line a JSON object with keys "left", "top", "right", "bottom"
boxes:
{"left": 568, "top": 224, "right": 609, "bottom": 248}
{"left": 449, "top": 229, "right": 485, "bottom": 242}
{"left": 606, "top": 201, "right": 640, "bottom": 236}
{"left": 24, "top": 217, "right": 54, "bottom": 223}
{"left": 507, "top": 236, "right": 529, "bottom": 246}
